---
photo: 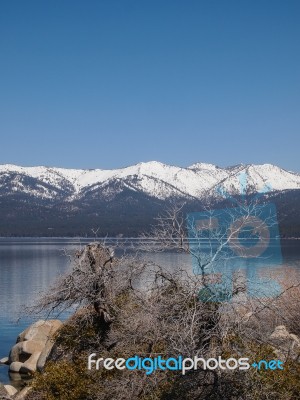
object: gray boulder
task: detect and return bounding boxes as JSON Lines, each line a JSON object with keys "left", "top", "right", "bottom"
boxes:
{"left": 0, "top": 383, "right": 12, "bottom": 400}
{"left": 14, "top": 387, "right": 32, "bottom": 400}
{"left": 269, "top": 325, "right": 300, "bottom": 361}
{"left": 7, "top": 319, "right": 62, "bottom": 376}
{"left": 9, "top": 362, "right": 24, "bottom": 373}
{"left": 17, "top": 320, "right": 62, "bottom": 343}
{"left": 3, "top": 386, "right": 17, "bottom": 397}
{"left": 36, "top": 337, "right": 57, "bottom": 372}
{"left": 9, "top": 340, "right": 44, "bottom": 364}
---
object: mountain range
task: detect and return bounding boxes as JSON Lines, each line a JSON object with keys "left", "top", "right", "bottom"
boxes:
{"left": 0, "top": 162, "right": 299, "bottom": 236}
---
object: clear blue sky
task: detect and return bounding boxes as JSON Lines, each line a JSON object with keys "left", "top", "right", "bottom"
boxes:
{"left": 0, "top": 0, "right": 299, "bottom": 171}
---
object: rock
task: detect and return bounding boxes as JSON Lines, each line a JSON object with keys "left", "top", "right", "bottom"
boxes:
{"left": 7, "top": 319, "right": 62, "bottom": 376}
{"left": 20, "top": 351, "right": 42, "bottom": 374}
{"left": 0, "top": 383, "right": 12, "bottom": 400}
{"left": 3, "top": 386, "right": 17, "bottom": 397}
{"left": 9, "top": 362, "right": 23, "bottom": 373}
{"left": 14, "top": 387, "right": 32, "bottom": 400}
{"left": 37, "top": 338, "right": 56, "bottom": 372}
{"left": 269, "top": 325, "right": 300, "bottom": 361}
{"left": 17, "top": 320, "right": 62, "bottom": 343}
{"left": 0, "top": 358, "right": 9, "bottom": 365}
{"left": 270, "top": 325, "right": 291, "bottom": 339}
{"left": 9, "top": 341, "right": 44, "bottom": 364}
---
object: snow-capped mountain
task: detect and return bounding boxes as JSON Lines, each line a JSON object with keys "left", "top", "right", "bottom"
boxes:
{"left": 0, "top": 161, "right": 299, "bottom": 201}
{"left": 0, "top": 162, "right": 299, "bottom": 236}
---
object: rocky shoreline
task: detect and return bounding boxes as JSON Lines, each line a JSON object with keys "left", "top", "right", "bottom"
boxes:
{"left": 0, "top": 319, "right": 62, "bottom": 400}
{"left": 1, "top": 316, "right": 300, "bottom": 399}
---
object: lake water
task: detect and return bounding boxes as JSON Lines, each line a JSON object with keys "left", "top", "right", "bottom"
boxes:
{"left": 0, "top": 238, "right": 300, "bottom": 385}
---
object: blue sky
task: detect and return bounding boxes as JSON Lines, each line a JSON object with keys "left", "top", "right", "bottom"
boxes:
{"left": 0, "top": 0, "right": 299, "bottom": 171}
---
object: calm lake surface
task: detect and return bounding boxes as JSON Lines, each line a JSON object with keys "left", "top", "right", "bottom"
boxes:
{"left": 0, "top": 238, "right": 300, "bottom": 384}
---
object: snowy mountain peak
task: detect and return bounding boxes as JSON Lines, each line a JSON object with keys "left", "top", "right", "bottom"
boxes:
{"left": 0, "top": 162, "right": 299, "bottom": 201}
{"left": 188, "top": 162, "right": 220, "bottom": 171}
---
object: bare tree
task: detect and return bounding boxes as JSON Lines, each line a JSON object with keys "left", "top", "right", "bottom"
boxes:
{"left": 26, "top": 200, "right": 300, "bottom": 400}
{"left": 140, "top": 197, "right": 282, "bottom": 301}
{"left": 28, "top": 242, "right": 146, "bottom": 324}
